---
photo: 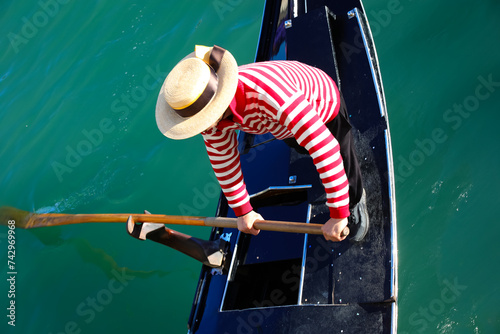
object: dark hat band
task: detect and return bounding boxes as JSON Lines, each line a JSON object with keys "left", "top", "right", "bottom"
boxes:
{"left": 174, "top": 45, "right": 226, "bottom": 118}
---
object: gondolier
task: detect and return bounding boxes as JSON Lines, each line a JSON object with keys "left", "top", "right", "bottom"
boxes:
{"left": 155, "top": 44, "right": 368, "bottom": 242}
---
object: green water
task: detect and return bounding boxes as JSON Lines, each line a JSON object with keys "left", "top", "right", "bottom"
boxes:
{"left": 1, "top": 0, "right": 499, "bottom": 333}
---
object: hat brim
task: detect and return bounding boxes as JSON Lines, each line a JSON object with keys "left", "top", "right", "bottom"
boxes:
{"left": 155, "top": 49, "right": 238, "bottom": 140}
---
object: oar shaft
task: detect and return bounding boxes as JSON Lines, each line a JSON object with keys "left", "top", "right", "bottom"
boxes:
{"left": 26, "top": 213, "right": 206, "bottom": 228}
{"left": 25, "top": 213, "right": 324, "bottom": 234}
{"left": 204, "top": 217, "right": 323, "bottom": 234}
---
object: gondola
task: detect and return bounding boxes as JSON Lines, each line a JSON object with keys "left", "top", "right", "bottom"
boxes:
{"left": 0, "top": 0, "right": 397, "bottom": 332}
{"left": 186, "top": 0, "right": 398, "bottom": 333}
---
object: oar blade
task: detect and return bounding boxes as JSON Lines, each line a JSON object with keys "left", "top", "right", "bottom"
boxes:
{"left": 0, "top": 206, "right": 33, "bottom": 228}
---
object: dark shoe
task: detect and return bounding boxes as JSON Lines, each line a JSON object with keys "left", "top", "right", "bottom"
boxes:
{"left": 349, "top": 189, "right": 369, "bottom": 242}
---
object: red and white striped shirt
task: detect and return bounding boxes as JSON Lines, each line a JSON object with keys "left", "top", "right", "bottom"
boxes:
{"left": 202, "top": 61, "right": 350, "bottom": 219}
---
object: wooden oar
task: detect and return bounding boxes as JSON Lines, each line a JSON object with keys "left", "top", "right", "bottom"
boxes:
{"left": 1, "top": 206, "right": 348, "bottom": 236}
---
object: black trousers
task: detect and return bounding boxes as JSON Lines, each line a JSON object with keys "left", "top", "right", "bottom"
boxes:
{"left": 283, "top": 95, "right": 364, "bottom": 208}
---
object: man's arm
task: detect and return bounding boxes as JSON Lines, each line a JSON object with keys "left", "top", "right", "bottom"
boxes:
{"left": 203, "top": 130, "right": 265, "bottom": 236}
{"left": 202, "top": 129, "right": 254, "bottom": 217}
{"left": 277, "top": 92, "right": 351, "bottom": 219}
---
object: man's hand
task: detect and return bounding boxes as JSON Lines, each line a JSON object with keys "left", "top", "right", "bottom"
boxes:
{"left": 237, "top": 210, "right": 263, "bottom": 236}
{"left": 322, "top": 217, "right": 349, "bottom": 242}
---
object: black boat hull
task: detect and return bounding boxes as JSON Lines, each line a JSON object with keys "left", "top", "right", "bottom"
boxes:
{"left": 188, "top": 1, "right": 397, "bottom": 332}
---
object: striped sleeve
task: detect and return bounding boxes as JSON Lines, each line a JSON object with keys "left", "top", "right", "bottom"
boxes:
{"left": 278, "top": 92, "right": 350, "bottom": 218}
{"left": 202, "top": 130, "right": 253, "bottom": 217}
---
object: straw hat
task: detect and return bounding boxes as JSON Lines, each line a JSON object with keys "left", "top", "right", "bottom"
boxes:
{"left": 156, "top": 45, "right": 238, "bottom": 139}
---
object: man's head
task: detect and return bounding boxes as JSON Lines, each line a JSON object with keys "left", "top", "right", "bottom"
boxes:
{"left": 155, "top": 45, "right": 238, "bottom": 139}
